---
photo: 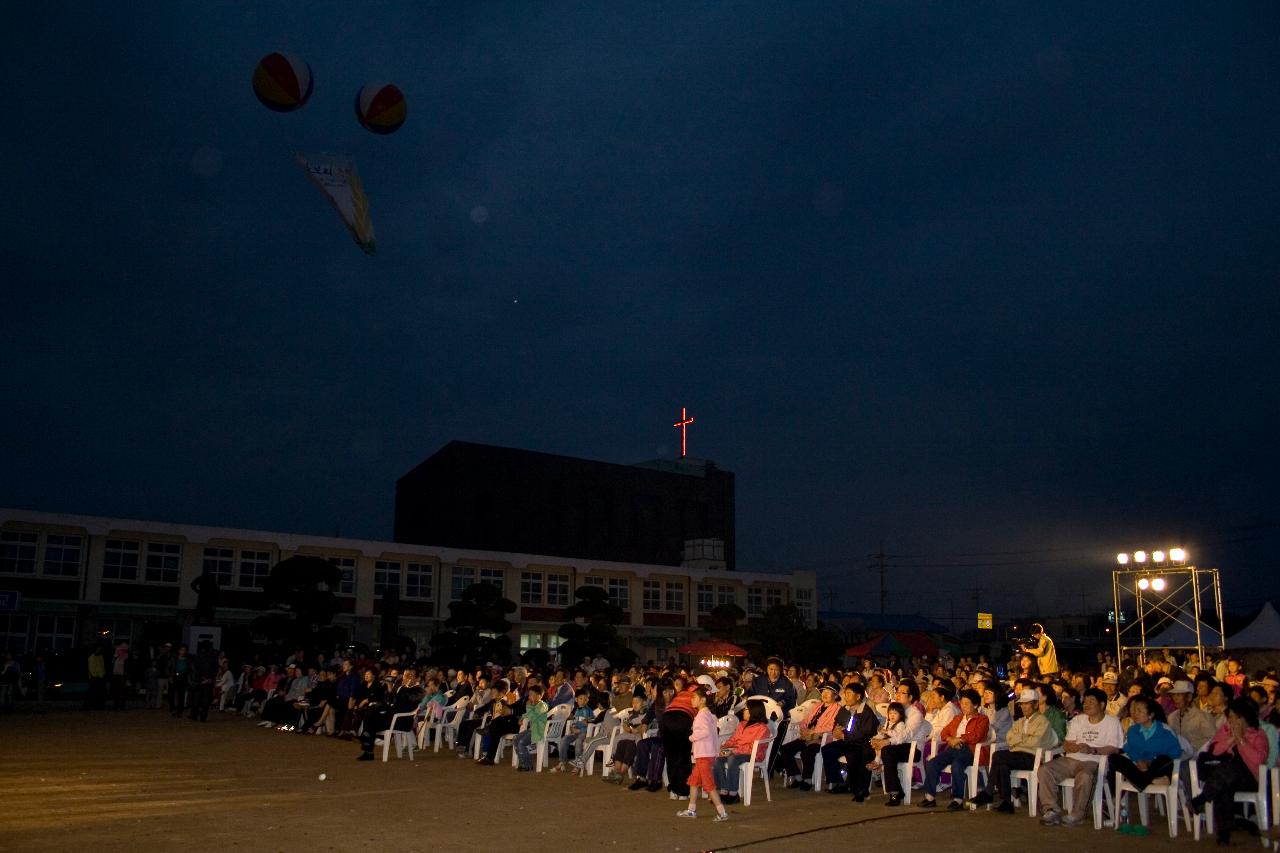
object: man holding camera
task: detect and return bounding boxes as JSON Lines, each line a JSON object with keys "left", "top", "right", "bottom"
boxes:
{"left": 1020, "top": 623, "right": 1059, "bottom": 678}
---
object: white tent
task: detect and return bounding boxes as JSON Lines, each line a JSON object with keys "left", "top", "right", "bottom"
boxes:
{"left": 1229, "top": 602, "right": 1280, "bottom": 650}
{"left": 1145, "top": 613, "right": 1223, "bottom": 648}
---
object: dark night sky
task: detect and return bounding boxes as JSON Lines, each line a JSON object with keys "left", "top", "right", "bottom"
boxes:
{"left": 4, "top": 2, "right": 1278, "bottom": 626}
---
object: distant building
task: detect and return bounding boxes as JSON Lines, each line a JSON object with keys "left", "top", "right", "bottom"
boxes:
{"left": 0, "top": 508, "right": 814, "bottom": 661}
{"left": 395, "top": 441, "right": 736, "bottom": 570}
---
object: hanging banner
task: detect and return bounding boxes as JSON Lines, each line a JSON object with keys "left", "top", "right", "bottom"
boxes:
{"left": 294, "top": 152, "right": 376, "bottom": 254}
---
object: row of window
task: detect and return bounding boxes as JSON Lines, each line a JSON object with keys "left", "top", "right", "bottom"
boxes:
{"left": 1, "top": 531, "right": 83, "bottom": 577}
{"left": 2, "top": 531, "right": 808, "bottom": 616}
{"left": 0, "top": 613, "right": 78, "bottom": 652}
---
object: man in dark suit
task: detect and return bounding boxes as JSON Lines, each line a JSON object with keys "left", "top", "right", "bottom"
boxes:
{"left": 822, "top": 681, "right": 880, "bottom": 800}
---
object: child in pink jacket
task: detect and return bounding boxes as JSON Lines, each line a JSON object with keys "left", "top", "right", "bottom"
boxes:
{"left": 677, "top": 685, "right": 729, "bottom": 821}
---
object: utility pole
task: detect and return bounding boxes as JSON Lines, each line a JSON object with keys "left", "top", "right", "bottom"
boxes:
{"left": 866, "top": 542, "right": 896, "bottom": 615}
{"left": 963, "top": 586, "right": 985, "bottom": 616}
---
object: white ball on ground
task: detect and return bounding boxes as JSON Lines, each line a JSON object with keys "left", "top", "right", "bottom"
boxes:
{"left": 318, "top": 773, "right": 327, "bottom": 781}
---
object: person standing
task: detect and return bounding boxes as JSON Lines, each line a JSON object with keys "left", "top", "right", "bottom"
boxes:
{"left": 1020, "top": 624, "right": 1059, "bottom": 678}
{"left": 676, "top": 686, "right": 729, "bottom": 821}
{"left": 661, "top": 682, "right": 700, "bottom": 797}
{"left": 85, "top": 644, "right": 107, "bottom": 710}
{"left": 168, "top": 645, "right": 190, "bottom": 716}
{"left": 188, "top": 640, "right": 220, "bottom": 722}
{"left": 109, "top": 643, "right": 130, "bottom": 710}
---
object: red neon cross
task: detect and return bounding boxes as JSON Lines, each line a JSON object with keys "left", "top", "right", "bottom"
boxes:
{"left": 673, "top": 407, "right": 695, "bottom": 458}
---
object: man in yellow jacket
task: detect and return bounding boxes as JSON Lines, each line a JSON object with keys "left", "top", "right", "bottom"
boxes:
{"left": 1021, "top": 624, "right": 1059, "bottom": 677}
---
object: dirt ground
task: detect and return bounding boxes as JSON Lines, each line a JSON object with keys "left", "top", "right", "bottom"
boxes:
{"left": 0, "top": 708, "right": 1216, "bottom": 853}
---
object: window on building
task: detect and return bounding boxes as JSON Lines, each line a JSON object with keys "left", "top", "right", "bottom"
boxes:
{"left": 405, "top": 562, "right": 433, "bottom": 600}
{"left": 374, "top": 560, "right": 401, "bottom": 596}
{"left": 546, "top": 573, "right": 570, "bottom": 607}
{"left": 642, "top": 580, "right": 662, "bottom": 611}
{"left": 794, "top": 588, "right": 813, "bottom": 624}
{"left": 0, "top": 614, "right": 30, "bottom": 653}
{"left": 101, "top": 618, "right": 132, "bottom": 646}
{"left": 607, "top": 577, "right": 629, "bottom": 610}
{"left": 766, "top": 588, "right": 784, "bottom": 610}
{"left": 43, "top": 534, "right": 83, "bottom": 577}
{"left": 747, "top": 586, "right": 764, "bottom": 616}
{"left": 451, "top": 566, "right": 475, "bottom": 601}
{"left": 145, "top": 542, "right": 182, "bottom": 584}
{"left": 237, "top": 550, "right": 271, "bottom": 589}
{"left": 520, "top": 571, "right": 543, "bottom": 605}
{"left": 582, "top": 575, "right": 604, "bottom": 588}
{"left": 202, "top": 547, "right": 235, "bottom": 587}
{"left": 479, "top": 567, "right": 504, "bottom": 595}
{"left": 717, "top": 585, "right": 735, "bottom": 607}
{"left": 325, "top": 556, "right": 356, "bottom": 595}
{"left": 520, "top": 632, "right": 558, "bottom": 652}
{"left": 664, "top": 582, "right": 684, "bottom": 613}
{"left": 34, "top": 615, "right": 76, "bottom": 650}
{"left": 1, "top": 531, "right": 39, "bottom": 574}
{"left": 103, "top": 539, "right": 141, "bottom": 581}
{"left": 696, "top": 584, "right": 714, "bottom": 614}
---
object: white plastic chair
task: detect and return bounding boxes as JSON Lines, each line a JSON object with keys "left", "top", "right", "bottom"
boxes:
{"left": 1113, "top": 755, "right": 1192, "bottom": 837}
{"left": 1007, "top": 747, "right": 1049, "bottom": 816}
{"left": 811, "top": 733, "right": 832, "bottom": 792}
{"left": 380, "top": 712, "right": 416, "bottom": 762}
{"left": 469, "top": 712, "right": 492, "bottom": 759}
{"left": 535, "top": 716, "right": 569, "bottom": 772}
{"left": 584, "top": 714, "right": 623, "bottom": 777}
{"left": 1271, "top": 766, "right": 1280, "bottom": 828}
{"left": 1189, "top": 760, "right": 1271, "bottom": 840}
{"left": 739, "top": 730, "right": 777, "bottom": 806}
{"left": 880, "top": 740, "right": 919, "bottom": 805}
{"left": 498, "top": 720, "right": 526, "bottom": 767}
{"left": 1046, "top": 752, "right": 1112, "bottom": 830}
{"left": 433, "top": 701, "right": 469, "bottom": 752}
{"left": 966, "top": 740, "right": 996, "bottom": 800}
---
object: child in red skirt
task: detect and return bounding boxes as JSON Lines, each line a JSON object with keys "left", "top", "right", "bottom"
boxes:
{"left": 677, "top": 685, "right": 729, "bottom": 821}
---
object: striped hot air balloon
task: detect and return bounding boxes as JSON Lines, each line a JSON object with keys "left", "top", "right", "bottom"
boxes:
{"left": 252, "top": 53, "right": 314, "bottom": 112}
{"left": 354, "top": 83, "right": 407, "bottom": 134}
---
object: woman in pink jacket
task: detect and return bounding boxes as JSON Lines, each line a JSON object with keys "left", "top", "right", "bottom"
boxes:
{"left": 1191, "top": 697, "right": 1270, "bottom": 845}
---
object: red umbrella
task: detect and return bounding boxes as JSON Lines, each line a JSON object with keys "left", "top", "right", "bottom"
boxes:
{"left": 678, "top": 639, "right": 748, "bottom": 656}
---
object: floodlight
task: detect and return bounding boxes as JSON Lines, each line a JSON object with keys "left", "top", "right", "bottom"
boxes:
{"left": 1170, "top": 548, "right": 1186, "bottom": 562}
{"left": 1152, "top": 577, "right": 1166, "bottom": 592}
{"left": 1117, "top": 553, "right": 1130, "bottom": 565}
{"left": 1134, "top": 550, "right": 1148, "bottom": 563}
{"left": 1138, "top": 578, "right": 1150, "bottom": 590}
{"left": 1153, "top": 550, "right": 1166, "bottom": 563}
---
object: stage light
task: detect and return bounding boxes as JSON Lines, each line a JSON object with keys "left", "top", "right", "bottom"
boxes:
{"left": 1117, "top": 553, "right": 1130, "bottom": 565}
{"left": 1134, "top": 550, "right": 1148, "bottom": 563}
{"left": 1170, "top": 548, "right": 1186, "bottom": 562}
{"left": 1152, "top": 578, "right": 1166, "bottom": 592}
{"left": 1138, "top": 578, "right": 1150, "bottom": 590}
{"left": 1153, "top": 550, "right": 1166, "bottom": 563}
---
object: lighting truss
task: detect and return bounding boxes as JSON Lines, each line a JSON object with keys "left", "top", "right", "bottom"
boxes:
{"left": 1112, "top": 564, "right": 1224, "bottom": 665}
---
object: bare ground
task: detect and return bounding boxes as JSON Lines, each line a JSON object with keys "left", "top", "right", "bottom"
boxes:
{"left": 0, "top": 709, "right": 1210, "bottom": 853}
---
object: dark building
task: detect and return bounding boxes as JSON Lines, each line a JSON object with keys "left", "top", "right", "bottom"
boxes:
{"left": 394, "top": 441, "right": 736, "bottom": 570}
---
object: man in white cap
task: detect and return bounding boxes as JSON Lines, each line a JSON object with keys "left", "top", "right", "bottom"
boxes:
{"left": 1165, "top": 679, "right": 1215, "bottom": 752}
{"left": 972, "top": 688, "right": 1058, "bottom": 812}
{"left": 1098, "top": 672, "right": 1124, "bottom": 717}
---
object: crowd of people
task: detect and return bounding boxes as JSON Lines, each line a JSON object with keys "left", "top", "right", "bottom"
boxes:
{"left": 12, "top": 627, "right": 1280, "bottom": 839}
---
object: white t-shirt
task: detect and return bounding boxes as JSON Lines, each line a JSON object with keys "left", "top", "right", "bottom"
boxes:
{"left": 1065, "top": 713, "right": 1125, "bottom": 764}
